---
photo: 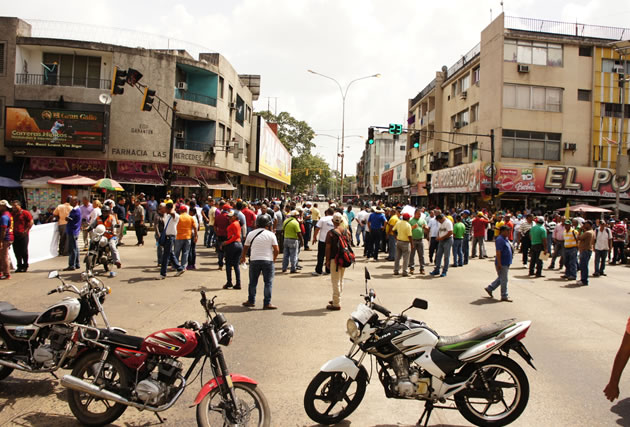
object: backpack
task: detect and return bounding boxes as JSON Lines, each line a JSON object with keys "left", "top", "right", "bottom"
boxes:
{"left": 333, "top": 230, "right": 355, "bottom": 269}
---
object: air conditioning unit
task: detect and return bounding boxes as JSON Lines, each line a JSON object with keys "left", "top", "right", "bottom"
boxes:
{"left": 612, "top": 65, "right": 625, "bottom": 74}
{"left": 564, "top": 142, "right": 577, "bottom": 150}
{"left": 229, "top": 102, "right": 237, "bottom": 110}
{"left": 175, "top": 130, "right": 185, "bottom": 139}
{"left": 437, "top": 152, "right": 449, "bottom": 160}
{"left": 454, "top": 121, "right": 462, "bottom": 129}
{"left": 177, "top": 82, "right": 188, "bottom": 91}
{"left": 518, "top": 64, "right": 530, "bottom": 73}
{"left": 460, "top": 91, "right": 467, "bottom": 100}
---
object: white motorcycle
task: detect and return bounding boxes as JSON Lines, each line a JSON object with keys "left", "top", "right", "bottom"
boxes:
{"left": 84, "top": 224, "right": 115, "bottom": 275}
{"left": 304, "top": 268, "right": 535, "bottom": 426}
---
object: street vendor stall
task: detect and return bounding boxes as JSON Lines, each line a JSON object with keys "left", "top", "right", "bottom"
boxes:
{"left": 21, "top": 176, "right": 61, "bottom": 211}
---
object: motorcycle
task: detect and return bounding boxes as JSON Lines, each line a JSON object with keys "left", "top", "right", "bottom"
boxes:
{"left": 304, "top": 268, "right": 535, "bottom": 427}
{"left": 61, "top": 291, "right": 270, "bottom": 426}
{"left": 0, "top": 270, "right": 115, "bottom": 381}
{"left": 85, "top": 224, "right": 115, "bottom": 275}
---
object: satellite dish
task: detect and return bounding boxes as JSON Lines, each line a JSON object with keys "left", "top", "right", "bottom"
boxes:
{"left": 99, "top": 93, "right": 112, "bottom": 105}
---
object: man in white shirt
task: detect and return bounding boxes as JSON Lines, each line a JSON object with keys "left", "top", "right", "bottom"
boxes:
{"left": 157, "top": 202, "right": 180, "bottom": 279}
{"left": 594, "top": 221, "right": 613, "bottom": 277}
{"left": 355, "top": 207, "right": 370, "bottom": 247}
{"left": 430, "top": 214, "right": 453, "bottom": 277}
{"left": 427, "top": 210, "right": 440, "bottom": 263}
{"left": 241, "top": 214, "right": 279, "bottom": 310}
{"left": 312, "top": 208, "right": 334, "bottom": 275}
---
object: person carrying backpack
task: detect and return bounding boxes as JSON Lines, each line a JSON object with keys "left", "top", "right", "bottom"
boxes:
{"left": 325, "top": 212, "right": 355, "bottom": 311}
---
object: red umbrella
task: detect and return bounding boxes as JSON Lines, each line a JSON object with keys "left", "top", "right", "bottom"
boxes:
{"left": 47, "top": 174, "right": 98, "bottom": 186}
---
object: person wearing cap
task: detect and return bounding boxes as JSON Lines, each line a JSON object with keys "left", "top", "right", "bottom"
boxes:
{"left": 366, "top": 207, "right": 386, "bottom": 261}
{"left": 393, "top": 212, "right": 413, "bottom": 276}
{"left": 452, "top": 215, "right": 466, "bottom": 268}
{"left": 355, "top": 206, "right": 369, "bottom": 247}
{"left": 312, "top": 208, "right": 335, "bottom": 275}
{"left": 222, "top": 211, "right": 243, "bottom": 289}
{"left": 461, "top": 210, "right": 472, "bottom": 265}
{"left": 156, "top": 203, "right": 181, "bottom": 279}
{"left": 173, "top": 205, "right": 195, "bottom": 273}
{"left": 0, "top": 200, "right": 14, "bottom": 280}
{"left": 611, "top": 219, "right": 627, "bottom": 265}
{"left": 282, "top": 210, "right": 302, "bottom": 273}
{"left": 561, "top": 219, "right": 578, "bottom": 281}
{"left": 409, "top": 209, "right": 428, "bottom": 274}
{"left": 430, "top": 214, "right": 453, "bottom": 277}
{"left": 549, "top": 214, "right": 566, "bottom": 270}
{"left": 241, "top": 214, "right": 279, "bottom": 310}
{"left": 594, "top": 219, "right": 613, "bottom": 277}
{"left": 385, "top": 208, "right": 400, "bottom": 261}
{"left": 471, "top": 212, "right": 489, "bottom": 259}
{"left": 576, "top": 220, "right": 595, "bottom": 286}
{"left": 325, "top": 212, "right": 350, "bottom": 310}
{"left": 528, "top": 216, "right": 547, "bottom": 277}
{"left": 484, "top": 225, "right": 513, "bottom": 302}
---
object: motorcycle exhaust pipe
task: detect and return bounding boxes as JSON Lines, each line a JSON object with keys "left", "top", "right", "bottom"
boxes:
{"left": 0, "top": 359, "right": 32, "bottom": 371}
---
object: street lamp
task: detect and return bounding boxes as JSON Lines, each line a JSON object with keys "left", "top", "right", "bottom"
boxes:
{"left": 316, "top": 133, "right": 363, "bottom": 199}
{"left": 308, "top": 69, "right": 380, "bottom": 201}
{"left": 609, "top": 40, "right": 630, "bottom": 219}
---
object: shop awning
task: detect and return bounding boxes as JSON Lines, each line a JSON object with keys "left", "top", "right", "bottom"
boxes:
{"left": 0, "top": 176, "right": 21, "bottom": 188}
{"left": 599, "top": 203, "right": 630, "bottom": 213}
{"left": 172, "top": 177, "right": 201, "bottom": 188}
{"left": 206, "top": 182, "right": 236, "bottom": 191}
{"left": 554, "top": 204, "right": 612, "bottom": 213}
{"left": 115, "top": 176, "right": 164, "bottom": 185}
{"left": 21, "top": 176, "right": 58, "bottom": 188}
{"left": 48, "top": 175, "right": 98, "bottom": 186}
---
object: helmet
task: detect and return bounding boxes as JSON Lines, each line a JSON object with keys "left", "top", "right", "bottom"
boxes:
{"left": 94, "top": 224, "right": 106, "bottom": 235}
{"left": 101, "top": 206, "right": 111, "bottom": 215}
{"left": 256, "top": 214, "right": 272, "bottom": 229}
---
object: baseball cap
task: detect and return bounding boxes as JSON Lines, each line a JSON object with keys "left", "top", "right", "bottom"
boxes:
{"left": 222, "top": 204, "right": 232, "bottom": 210}
{"left": 477, "top": 212, "right": 484, "bottom": 216}
{"left": 178, "top": 205, "right": 188, "bottom": 213}
{"left": 402, "top": 213, "right": 411, "bottom": 220}
{"left": 0, "top": 200, "right": 10, "bottom": 208}
{"left": 536, "top": 216, "right": 544, "bottom": 223}
{"left": 462, "top": 210, "right": 470, "bottom": 215}
{"left": 289, "top": 210, "right": 299, "bottom": 217}
{"left": 564, "top": 219, "right": 572, "bottom": 225}
{"left": 226, "top": 210, "right": 235, "bottom": 217}
{"left": 332, "top": 212, "right": 343, "bottom": 223}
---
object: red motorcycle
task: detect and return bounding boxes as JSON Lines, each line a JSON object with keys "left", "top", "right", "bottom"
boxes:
{"left": 61, "top": 292, "right": 270, "bottom": 426}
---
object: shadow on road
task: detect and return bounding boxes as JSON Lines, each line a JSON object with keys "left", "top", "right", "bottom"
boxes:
{"left": 0, "top": 377, "right": 56, "bottom": 411}
{"left": 9, "top": 411, "right": 81, "bottom": 427}
{"left": 216, "top": 304, "right": 252, "bottom": 313}
{"left": 470, "top": 297, "right": 501, "bottom": 305}
{"left": 185, "top": 285, "right": 224, "bottom": 292}
{"left": 610, "top": 397, "right": 630, "bottom": 426}
{"left": 562, "top": 283, "right": 586, "bottom": 289}
{"left": 283, "top": 308, "right": 330, "bottom": 317}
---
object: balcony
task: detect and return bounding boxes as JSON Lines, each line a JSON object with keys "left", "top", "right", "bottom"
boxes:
{"left": 175, "top": 138, "right": 213, "bottom": 152}
{"left": 15, "top": 74, "right": 111, "bottom": 90}
{"left": 175, "top": 90, "right": 217, "bottom": 107}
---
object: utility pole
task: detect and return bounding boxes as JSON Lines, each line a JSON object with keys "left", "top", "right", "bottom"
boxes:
{"left": 611, "top": 41, "right": 630, "bottom": 219}
{"left": 167, "top": 101, "right": 177, "bottom": 192}
{"left": 490, "top": 128, "right": 495, "bottom": 207}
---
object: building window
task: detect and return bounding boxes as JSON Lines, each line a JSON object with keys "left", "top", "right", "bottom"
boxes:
{"left": 228, "top": 85, "right": 234, "bottom": 103}
{"left": 246, "top": 105, "right": 252, "bottom": 122}
{"left": 602, "top": 59, "right": 630, "bottom": 74}
{"left": 453, "top": 147, "right": 464, "bottom": 165}
{"left": 399, "top": 145, "right": 405, "bottom": 151}
{"left": 451, "top": 83, "right": 457, "bottom": 98}
{"left": 504, "top": 39, "right": 563, "bottom": 67}
{"left": 0, "top": 42, "right": 5, "bottom": 76}
{"left": 42, "top": 53, "right": 102, "bottom": 88}
{"left": 218, "top": 123, "right": 226, "bottom": 144}
{"left": 503, "top": 84, "right": 562, "bottom": 112}
{"left": 459, "top": 74, "right": 470, "bottom": 93}
{"left": 471, "top": 103, "right": 480, "bottom": 122}
{"left": 579, "top": 46, "right": 593, "bottom": 57}
{"left": 452, "top": 109, "right": 469, "bottom": 129}
{"left": 218, "top": 77, "right": 224, "bottom": 99}
{"left": 578, "top": 89, "right": 591, "bottom": 101}
{"left": 472, "top": 66, "right": 480, "bottom": 85}
{"left": 601, "top": 102, "right": 630, "bottom": 118}
{"left": 502, "top": 129, "right": 561, "bottom": 161}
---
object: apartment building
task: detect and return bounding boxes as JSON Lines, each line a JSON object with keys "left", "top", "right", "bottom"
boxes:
{"left": 358, "top": 131, "right": 406, "bottom": 197}
{"left": 406, "top": 13, "right": 629, "bottom": 210}
{"left": 0, "top": 17, "right": 288, "bottom": 202}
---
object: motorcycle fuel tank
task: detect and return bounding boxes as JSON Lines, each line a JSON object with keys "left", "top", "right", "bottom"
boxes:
{"left": 141, "top": 328, "right": 197, "bottom": 357}
{"left": 391, "top": 326, "right": 439, "bottom": 356}
{"left": 36, "top": 298, "right": 81, "bottom": 325}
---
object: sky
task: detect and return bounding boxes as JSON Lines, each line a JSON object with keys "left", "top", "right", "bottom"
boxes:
{"left": 5, "top": 0, "right": 630, "bottom": 175}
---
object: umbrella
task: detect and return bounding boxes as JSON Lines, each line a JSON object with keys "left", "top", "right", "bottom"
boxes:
{"left": 47, "top": 175, "right": 98, "bottom": 186}
{"left": 0, "top": 177, "right": 21, "bottom": 188}
{"left": 93, "top": 178, "right": 125, "bottom": 192}
{"left": 555, "top": 203, "right": 612, "bottom": 214}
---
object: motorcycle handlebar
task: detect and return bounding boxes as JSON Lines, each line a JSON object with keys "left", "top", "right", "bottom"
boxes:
{"left": 372, "top": 303, "right": 391, "bottom": 317}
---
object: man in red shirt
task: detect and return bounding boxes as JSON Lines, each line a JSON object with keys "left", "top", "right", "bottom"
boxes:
{"left": 214, "top": 202, "right": 230, "bottom": 270}
{"left": 471, "top": 212, "right": 489, "bottom": 258}
{"left": 504, "top": 213, "right": 515, "bottom": 242}
{"left": 11, "top": 200, "right": 33, "bottom": 272}
{"left": 241, "top": 203, "right": 257, "bottom": 235}
{"left": 0, "top": 200, "right": 14, "bottom": 280}
{"left": 222, "top": 211, "right": 243, "bottom": 290}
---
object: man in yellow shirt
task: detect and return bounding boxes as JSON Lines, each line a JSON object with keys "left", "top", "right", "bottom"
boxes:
{"left": 174, "top": 206, "right": 196, "bottom": 273}
{"left": 386, "top": 208, "right": 399, "bottom": 261}
{"left": 53, "top": 196, "right": 73, "bottom": 256}
{"left": 494, "top": 212, "right": 505, "bottom": 240}
{"left": 393, "top": 213, "right": 413, "bottom": 276}
{"left": 311, "top": 203, "right": 321, "bottom": 222}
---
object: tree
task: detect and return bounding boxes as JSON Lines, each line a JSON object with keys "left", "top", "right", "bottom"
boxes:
{"left": 258, "top": 111, "right": 316, "bottom": 156}
{"left": 291, "top": 152, "right": 331, "bottom": 194}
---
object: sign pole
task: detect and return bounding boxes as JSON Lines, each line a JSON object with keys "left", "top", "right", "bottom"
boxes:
{"left": 167, "top": 101, "right": 177, "bottom": 192}
{"left": 490, "top": 128, "right": 495, "bottom": 207}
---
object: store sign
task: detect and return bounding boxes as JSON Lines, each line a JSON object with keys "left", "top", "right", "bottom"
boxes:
{"left": 5, "top": 106, "right": 104, "bottom": 150}
{"left": 430, "top": 162, "right": 481, "bottom": 193}
{"left": 482, "top": 163, "right": 630, "bottom": 198}
{"left": 257, "top": 117, "right": 291, "bottom": 185}
{"left": 241, "top": 175, "right": 266, "bottom": 188}
{"left": 382, "top": 163, "right": 406, "bottom": 189}
{"left": 194, "top": 167, "right": 219, "bottom": 181}
{"left": 23, "top": 157, "right": 106, "bottom": 179}
{"left": 381, "top": 169, "right": 394, "bottom": 188}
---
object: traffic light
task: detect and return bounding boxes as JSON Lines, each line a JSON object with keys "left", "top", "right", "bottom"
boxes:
{"left": 111, "top": 66, "right": 127, "bottom": 95}
{"left": 141, "top": 87, "right": 156, "bottom": 111}
{"left": 126, "top": 68, "right": 143, "bottom": 86}
{"left": 368, "top": 127, "right": 375, "bottom": 145}
{"left": 412, "top": 133, "right": 420, "bottom": 149}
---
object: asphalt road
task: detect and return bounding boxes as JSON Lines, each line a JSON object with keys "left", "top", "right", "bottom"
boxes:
{"left": 1, "top": 230, "right": 629, "bottom": 426}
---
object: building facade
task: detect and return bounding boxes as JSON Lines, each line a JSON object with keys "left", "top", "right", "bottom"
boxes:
{"left": 0, "top": 17, "right": 287, "bottom": 204}
{"left": 406, "top": 14, "right": 629, "bottom": 211}
{"left": 357, "top": 130, "right": 406, "bottom": 198}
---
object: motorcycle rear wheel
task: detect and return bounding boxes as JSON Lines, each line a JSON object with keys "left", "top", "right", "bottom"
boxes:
{"left": 196, "top": 382, "right": 270, "bottom": 426}
{"left": 454, "top": 354, "right": 529, "bottom": 426}
{"left": 67, "top": 352, "right": 130, "bottom": 426}
{"left": 303, "top": 370, "right": 367, "bottom": 425}
{"left": 0, "top": 335, "right": 14, "bottom": 380}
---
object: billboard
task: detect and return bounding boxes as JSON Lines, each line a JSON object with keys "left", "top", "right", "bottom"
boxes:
{"left": 431, "top": 162, "right": 482, "bottom": 193}
{"left": 4, "top": 107, "right": 104, "bottom": 151}
{"left": 257, "top": 117, "right": 291, "bottom": 185}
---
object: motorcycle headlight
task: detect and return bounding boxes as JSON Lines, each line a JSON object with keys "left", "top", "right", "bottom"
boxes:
{"left": 346, "top": 318, "right": 361, "bottom": 340}
{"left": 218, "top": 324, "right": 234, "bottom": 346}
{"left": 99, "top": 237, "right": 108, "bottom": 247}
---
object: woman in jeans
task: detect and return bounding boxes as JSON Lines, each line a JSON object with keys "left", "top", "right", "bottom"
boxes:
{"left": 222, "top": 211, "right": 243, "bottom": 289}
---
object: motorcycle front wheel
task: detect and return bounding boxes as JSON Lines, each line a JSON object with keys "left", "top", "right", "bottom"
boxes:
{"left": 454, "top": 354, "right": 529, "bottom": 426}
{"left": 67, "top": 352, "right": 130, "bottom": 426}
{"left": 85, "top": 253, "right": 96, "bottom": 274}
{"left": 196, "top": 382, "right": 271, "bottom": 426}
{"left": 0, "top": 335, "right": 14, "bottom": 380}
{"left": 303, "top": 370, "right": 367, "bottom": 425}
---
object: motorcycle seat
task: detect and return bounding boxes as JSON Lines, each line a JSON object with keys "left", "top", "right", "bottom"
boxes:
{"left": 0, "top": 309, "right": 39, "bottom": 325}
{"left": 99, "top": 329, "right": 144, "bottom": 350}
{"left": 0, "top": 302, "right": 16, "bottom": 312}
{"left": 437, "top": 319, "right": 516, "bottom": 351}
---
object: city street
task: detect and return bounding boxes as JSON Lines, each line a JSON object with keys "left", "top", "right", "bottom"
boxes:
{"left": 1, "top": 234, "right": 629, "bottom": 426}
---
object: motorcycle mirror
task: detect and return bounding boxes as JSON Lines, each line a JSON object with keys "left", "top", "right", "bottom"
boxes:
{"left": 364, "top": 267, "right": 371, "bottom": 281}
{"left": 48, "top": 270, "right": 59, "bottom": 279}
{"left": 412, "top": 298, "right": 428, "bottom": 310}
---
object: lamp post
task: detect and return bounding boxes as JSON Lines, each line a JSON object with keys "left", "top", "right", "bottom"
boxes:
{"left": 610, "top": 40, "right": 630, "bottom": 219}
{"left": 316, "top": 134, "right": 363, "bottom": 200}
{"left": 308, "top": 70, "right": 380, "bottom": 201}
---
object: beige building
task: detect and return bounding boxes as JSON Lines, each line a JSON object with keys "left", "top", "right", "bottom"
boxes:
{"left": 407, "top": 14, "right": 630, "bottom": 210}
{"left": 0, "top": 17, "right": 288, "bottom": 202}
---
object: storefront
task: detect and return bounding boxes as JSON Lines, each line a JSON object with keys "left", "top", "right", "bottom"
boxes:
{"left": 430, "top": 162, "right": 482, "bottom": 209}
{"left": 382, "top": 162, "right": 407, "bottom": 203}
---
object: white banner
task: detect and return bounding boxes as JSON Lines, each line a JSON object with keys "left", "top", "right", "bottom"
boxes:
{"left": 10, "top": 223, "right": 59, "bottom": 267}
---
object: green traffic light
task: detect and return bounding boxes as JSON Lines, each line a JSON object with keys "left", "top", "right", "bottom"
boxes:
{"left": 368, "top": 139, "right": 374, "bottom": 145}
{"left": 413, "top": 142, "right": 419, "bottom": 148}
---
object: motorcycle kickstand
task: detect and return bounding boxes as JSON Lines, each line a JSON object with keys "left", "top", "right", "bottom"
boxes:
{"left": 154, "top": 412, "right": 165, "bottom": 424}
{"left": 417, "top": 401, "right": 433, "bottom": 427}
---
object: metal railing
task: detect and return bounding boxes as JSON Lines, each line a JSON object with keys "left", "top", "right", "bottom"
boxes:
{"left": 411, "top": 79, "right": 436, "bottom": 107}
{"left": 505, "top": 16, "right": 629, "bottom": 40}
{"left": 447, "top": 43, "right": 481, "bottom": 78}
{"left": 175, "top": 139, "right": 214, "bottom": 152}
{"left": 175, "top": 90, "right": 217, "bottom": 107}
{"left": 15, "top": 73, "right": 111, "bottom": 89}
